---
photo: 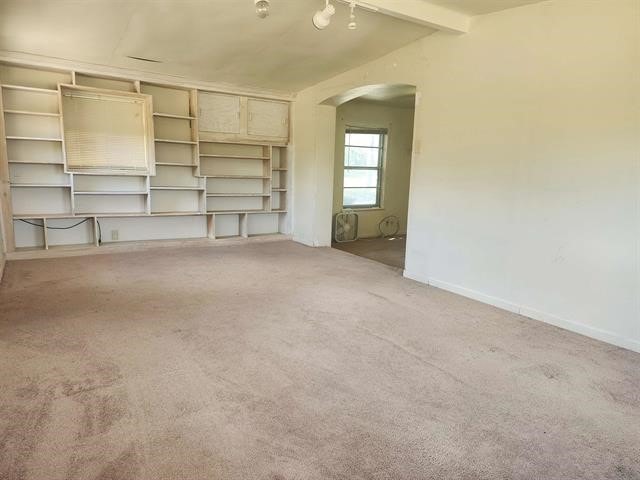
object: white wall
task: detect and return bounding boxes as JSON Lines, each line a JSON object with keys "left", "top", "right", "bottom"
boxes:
{"left": 333, "top": 100, "right": 414, "bottom": 238}
{"left": 292, "top": 0, "right": 640, "bottom": 351}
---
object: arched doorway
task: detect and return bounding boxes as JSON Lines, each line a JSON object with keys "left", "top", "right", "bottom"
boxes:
{"left": 322, "top": 84, "right": 416, "bottom": 269}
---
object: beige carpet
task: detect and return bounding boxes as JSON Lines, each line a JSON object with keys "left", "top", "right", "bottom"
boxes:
{"left": 0, "top": 241, "right": 638, "bottom": 480}
{"left": 332, "top": 236, "right": 406, "bottom": 269}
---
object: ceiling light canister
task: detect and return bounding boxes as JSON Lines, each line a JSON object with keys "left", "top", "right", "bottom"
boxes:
{"left": 313, "top": 1, "right": 336, "bottom": 30}
{"left": 255, "top": 0, "right": 269, "bottom": 18}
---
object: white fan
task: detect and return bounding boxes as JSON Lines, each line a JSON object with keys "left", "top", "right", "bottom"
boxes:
{"left": 334, "top": 210, "right": 359, "bottom": 243}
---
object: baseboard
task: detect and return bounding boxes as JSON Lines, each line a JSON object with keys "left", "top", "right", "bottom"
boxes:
{"left": 519, "top": 305, "right": 640, "bottom": 354}
{"left": 403, "top": 269, "right": 640, "bottom": 354}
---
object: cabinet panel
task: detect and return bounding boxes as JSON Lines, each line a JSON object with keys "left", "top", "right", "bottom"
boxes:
{"left": 247, "top": 99, "right": 288, "bottom": 140}
{"left": 199, "top": 92, "right": 241, "bottom": 134}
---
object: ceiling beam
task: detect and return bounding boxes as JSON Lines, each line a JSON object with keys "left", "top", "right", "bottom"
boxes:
{"left": 342, "top": 0, "right": 471, "bottom": 34}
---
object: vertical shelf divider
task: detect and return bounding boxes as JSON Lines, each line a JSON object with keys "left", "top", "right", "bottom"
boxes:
{"left": 239, "top": 212, "right": 248, "bottom": 238}
{"left": 93, "top": 217, "right": 100, "bottom": 247}
{"left": 42, "top": 217, "right": 49, "bottom": 250}
{"left": 207, "top": 213, "right": 216, "bottom": 240}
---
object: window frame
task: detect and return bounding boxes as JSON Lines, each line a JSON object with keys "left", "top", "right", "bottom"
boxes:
{"left": 342, "top": 127, "right": 387, "bottom": 209}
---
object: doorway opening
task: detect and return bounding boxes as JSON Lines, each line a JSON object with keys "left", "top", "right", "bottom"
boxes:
{"left": 328, "top": 84, "right": 416, "bottom": 270}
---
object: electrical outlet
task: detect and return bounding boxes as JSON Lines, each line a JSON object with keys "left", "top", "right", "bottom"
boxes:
{"left": 111, "top": 229, "right": 119, "bottom": 241}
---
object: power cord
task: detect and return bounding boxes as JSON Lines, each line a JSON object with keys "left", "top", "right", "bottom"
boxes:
{"left": 19, "top": 218, "right": 91, "bottom": 230}
{"left": 19, "top": 217, "right": 102, "bottom": 245}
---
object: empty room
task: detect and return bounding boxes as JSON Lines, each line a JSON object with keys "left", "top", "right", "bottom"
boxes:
{"left": 0, "top": 1, "right": 638, "bottom": 479}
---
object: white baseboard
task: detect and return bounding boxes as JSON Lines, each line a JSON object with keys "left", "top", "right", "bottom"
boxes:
{"left": 403, "top": 269, "right": 640, "bottom": 354}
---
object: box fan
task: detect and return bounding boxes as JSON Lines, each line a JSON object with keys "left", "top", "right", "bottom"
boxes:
{"left": 334, "top": 210, "right": 359, "bottom": 243}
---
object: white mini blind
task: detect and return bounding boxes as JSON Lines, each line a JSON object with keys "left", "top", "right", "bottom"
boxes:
{"left": 61, "top": 85, "right": 154, "bottom": 175}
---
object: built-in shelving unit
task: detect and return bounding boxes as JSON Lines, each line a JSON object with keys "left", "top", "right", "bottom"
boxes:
{"left": 0, "top": 62, "right": 291, "bottom": 254}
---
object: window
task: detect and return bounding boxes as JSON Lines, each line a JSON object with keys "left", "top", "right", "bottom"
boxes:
{"left": 343, "top": 128, "right": 386, "bottom": 208}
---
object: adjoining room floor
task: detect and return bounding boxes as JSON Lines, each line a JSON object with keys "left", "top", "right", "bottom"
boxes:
{"left": 332, "top": 235, "right": 406, "bottom": 269}
{"left": 0, "top": 241, "right": 638, "bottom": 480}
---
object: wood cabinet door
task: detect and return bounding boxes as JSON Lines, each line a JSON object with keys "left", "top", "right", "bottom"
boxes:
{"left": 198, "top": 92, "right": 241, "bottom": 134}
{"left": 247, "top": 99, "right": 289, "bottom": 140}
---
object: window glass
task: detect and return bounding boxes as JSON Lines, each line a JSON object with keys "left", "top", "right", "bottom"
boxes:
{"left": 343, "top": 129, "right": 386, "bottom": 208}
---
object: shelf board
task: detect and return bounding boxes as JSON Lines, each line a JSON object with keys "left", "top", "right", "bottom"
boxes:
{"left": 204, "top": 175, "right": 269, "bottom": 179}
{"left": 150, "top": 186, "right": 204, "bottom": 191}
{"left": 200, "top": 154, "right": 269, "bottom": 160}
{"left": 89, "top": 212, "right": 148, "bottom": 218}
{"left": 8, "top": 160, "right": 65, "bottom": 165}
{"left": 207, "top": 210, "right": 269, "bottom": 215}
{"left": 151, "top": 211, "right": 203, "bottom": 216}
{"left": 1, "top": 84, "right": 59, "bottom": 94}
{"left": 272, "top": 168, "right": 288, "bottom": 171}
{"left": 271, "top": 209, "right": 288, "bottom": 213}
{"left": 199, "top": 140, "right": 269, "bottom": 147}
{"left": 155, "top": 162, "right": 197, "bottom": 167}
{"left": 13, "top": 213, "right": 75, "bottom": 219}
{"left": 154, "top": 139, "right": 197, "bottom": 145}
{"left": 6, "top": 136, "right": 63, "bottom": 142}
{"left": 206, "top": 193, "right": 270, "bottom": 197}
{"left": 74, "top": 191, "right": 148, "bottom": 196}
{"left": 11, "top": 183, "right": 70, "bottom": 188}
{"left": 272, "top": 188, "right": 287, "bottom": 192}
{"left": 3, "top": 110, "right": 60, "bottom": 117}
{"left": 153, "top": 112, "right": 195, "bottom": 120}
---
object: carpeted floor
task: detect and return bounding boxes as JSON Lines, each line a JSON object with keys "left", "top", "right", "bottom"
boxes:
{"left": 0, "top": 240, "right": 638, "bottom": 480}
{"left": 332, "top": 236, "right": 406, "bottom": 269}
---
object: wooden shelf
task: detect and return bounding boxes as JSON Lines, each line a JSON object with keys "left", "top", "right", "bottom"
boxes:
{"left": 89, "top": 212, "right": 148, "bottom": 218}
{"left": 206, "top": 193, "right": 270, "bottom": 197}
{"left": 208, "top": 210, "right": 269, "bottom": 214}
{"left": 150, "top": 186, "right": 204, "bottom": 191}
{"left": 154, "top": 139, "right": 197, "bottom": 145}
{"left": 8, "top": 160, "right": 65, "bottom": 165}
{"left": 151, "top": 211, "right": 203, "bottom": 216}
{"left": 13, "top": 213, "right": 75, "bottom": 219}
{"left": 74, "top": 191, "right": 148, "bottom": 195}
{"left": 3, "top": 65, "right": 290, "bottom": 248}
{"left": 155, "top": 162, "right": 197, "bottom": 167}
{"left": 199, "top": 153, "right": 269, "bottom": 160}
{"left": 3, "top": 110, "right": 60, "bottom": 117}
{"left": 1, "top": 84, "right": 59, "bottom": 94}
{"left": 6, "top": 136, "right": 63, "bottom": 142}
{"left": 153, "top": 112, "right": 195, "bottom": 120}
{"left": 11, "top": 183, "right": 70, "bottom": 188}
{"left": 199, "top": 140, "right": 269, "bottom": 147}
{"left": 204, "top": 175, "right": 269, "bottom": 179}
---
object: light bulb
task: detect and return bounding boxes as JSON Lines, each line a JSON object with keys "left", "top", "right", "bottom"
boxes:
{"left": 255, "top": 0, "right": 269, "bottom": 18}
{"left": 312, "top": 3, "right": 335, "bottom": 30}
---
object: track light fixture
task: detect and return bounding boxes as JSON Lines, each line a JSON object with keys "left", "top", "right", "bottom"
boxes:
{"left": 312, "top": 0, "right": 336, "bottom": 30}
{"left": 348, "top": 1, "right": 357, "bottom": 30}
{"left": 254, "top": 1, "right": 362, "bottom": 30}
{"left": 254, "top": 0, "right": 269, "bottom": 18}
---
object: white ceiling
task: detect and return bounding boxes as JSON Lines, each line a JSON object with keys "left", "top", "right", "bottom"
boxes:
{"left": 0, "top": 0, "right": 433, "bottom": 93}
{"left": 424, "top": 0, "right": 544, "bottom": 15}
{"left": 0, "top": 0, "right": 545, "bottom": 94}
